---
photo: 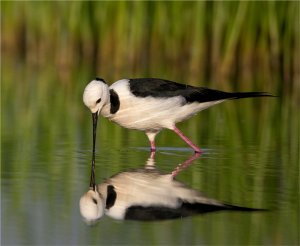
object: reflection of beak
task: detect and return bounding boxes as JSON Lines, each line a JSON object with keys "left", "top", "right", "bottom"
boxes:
{"left": 90, "top": 112, "right": 99, "bottom": 190}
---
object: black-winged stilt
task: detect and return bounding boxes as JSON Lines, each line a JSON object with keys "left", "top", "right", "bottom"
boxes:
{"left": 79, "top": 155, "right": 265, "bottom": 222}
{"left": 83, "top": 78, "right": 273, "bottom": 153}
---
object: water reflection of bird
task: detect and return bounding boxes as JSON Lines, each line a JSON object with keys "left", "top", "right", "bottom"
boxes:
{"left": 79, "top": 154, "right": 265, "bottom": 222}
{"left": 83, "top": 78, "right": 272, "bottom": 153}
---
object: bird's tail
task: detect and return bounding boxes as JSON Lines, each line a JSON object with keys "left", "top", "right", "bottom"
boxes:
{"left": 229, "top": 91, "right": 275, "bottom": 100}
{"left": 179, "top": 202, "right": 268, "bottom": 215}
{"left": 223, "top": 203, "right": 268, "bottom": 212}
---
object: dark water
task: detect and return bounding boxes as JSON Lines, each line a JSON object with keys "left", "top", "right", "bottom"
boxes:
{"left": 1, "top": 87, "right": 299, "bottom": 245}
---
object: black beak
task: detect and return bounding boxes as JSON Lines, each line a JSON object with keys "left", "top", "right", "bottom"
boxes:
{"left": 90, "top": 112, "right": 99, "bottom": 191}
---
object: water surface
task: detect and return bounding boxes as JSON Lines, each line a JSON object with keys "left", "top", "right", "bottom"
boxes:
{"left": 2, "top": 92, "right": 298, "bottom": 244}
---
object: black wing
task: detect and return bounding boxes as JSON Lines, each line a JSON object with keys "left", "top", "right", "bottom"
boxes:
{"left": 124, "top": 201, "right": 266, "bottom": 221}
{"left": 128, "top": 78, "right": 273, "bottom": 103}
{"left": 124, "top": 203, "right": 227, "bottom": 221}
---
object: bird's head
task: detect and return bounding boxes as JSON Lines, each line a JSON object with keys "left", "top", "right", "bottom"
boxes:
{"left": 83, "top": 78, "right": 109, "bottom": 115}
{"left": 79, "top": 188, "right": 105, "bottom": 222}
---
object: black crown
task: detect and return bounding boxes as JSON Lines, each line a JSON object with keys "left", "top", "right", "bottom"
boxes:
{"left": 95, "top": 78, "right": 106, "bottom": 84}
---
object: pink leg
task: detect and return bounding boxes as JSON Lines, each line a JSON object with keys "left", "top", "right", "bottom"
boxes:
{"left": 145, "top": 151, "right": 156, "bottom": 170}
{"left": 171, "top": 153, "right": 201, "bottom": 177}
{"left": 173, "top": 126, "right": 202, "bottom": 153}
{"left": 146, "top": 131, "right": 159, "bottom": 152}
{"left": 149, "top": 151, "right": 156, "bottom": 159}
{"left": 150, "top": 140, "right": 156, "bottom": 152}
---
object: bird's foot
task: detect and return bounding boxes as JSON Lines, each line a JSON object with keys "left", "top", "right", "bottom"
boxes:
{"left": 150, "top": 140, "right": 156, "bottom": 153}
{"left": 194, "top": 148, "right": 202, "bottom": 154}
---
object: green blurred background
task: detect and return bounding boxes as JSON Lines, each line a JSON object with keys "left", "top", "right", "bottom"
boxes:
{"left": 2, "top": 1, "right": 299, "bottom": 93}
{"left": 1, "top": 1, "right": 299, "bottom": 245}
{"left": 2, "top": 1, "right": 299, "bottom": 147}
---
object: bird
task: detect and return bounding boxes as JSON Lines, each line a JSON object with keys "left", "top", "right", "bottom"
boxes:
{"left": 79, "top": 155, "right": 266, "bottom": 222}
{"left": 83, "top": 77, "right": 273, "bottom": 153}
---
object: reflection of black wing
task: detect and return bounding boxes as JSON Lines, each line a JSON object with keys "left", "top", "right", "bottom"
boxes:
{"left": 124, "top": 200, "right": 266, "bottom": 221}
{"left": 129, "top": 78, "right": 272, "bottom": 103}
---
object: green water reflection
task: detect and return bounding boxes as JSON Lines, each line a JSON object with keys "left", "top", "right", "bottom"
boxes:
{"left": 1, "top": 1, "right": 299, "bottom": 245}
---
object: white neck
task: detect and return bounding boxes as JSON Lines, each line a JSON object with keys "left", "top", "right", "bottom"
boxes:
{"left": 100, "top": 92, "right": 112, "bottom": 118}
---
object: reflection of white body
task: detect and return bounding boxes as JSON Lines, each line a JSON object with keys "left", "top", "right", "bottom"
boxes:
{"left": 83, "top": 78, "right": 271, "bottom": 152}
{"left": 97, "top": 169, "right": 224, "bottom": 220}
{"left": 79, "top": 157, "right": 262, "bottom": 222}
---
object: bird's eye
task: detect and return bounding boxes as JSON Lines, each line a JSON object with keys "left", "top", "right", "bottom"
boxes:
{"left": 96, "top": 98, "right": 101, "bottom": 104}
{"left": 92, "top": 198, "right": 98, "bottom": 204}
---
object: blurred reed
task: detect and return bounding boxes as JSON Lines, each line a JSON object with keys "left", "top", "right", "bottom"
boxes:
{"left": 2, "top": 1, "right": 299, "bottom": 100}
